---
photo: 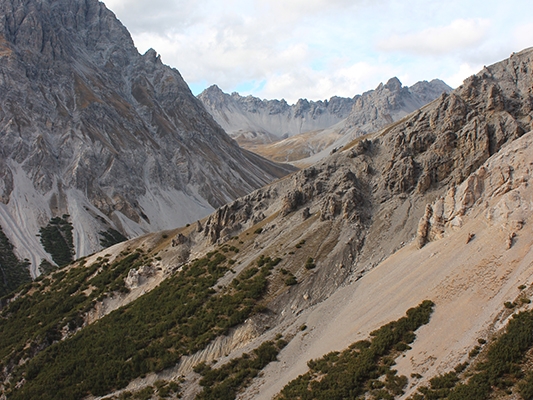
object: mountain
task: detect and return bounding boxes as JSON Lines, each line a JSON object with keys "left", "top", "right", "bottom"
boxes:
{"left": 197, "top": 85, "right": 355, "bottom": 145}
{"left": 1, "top": 46, "right": 532, "bottom": 399}
{"left": 342, "top": 77, "right": 452, "bottom": 135}
{"left": 198, "top": 78, "right": 452, "bottom": 164}
{"left": 0, "top": 0, "right": 295, "bottom": 280}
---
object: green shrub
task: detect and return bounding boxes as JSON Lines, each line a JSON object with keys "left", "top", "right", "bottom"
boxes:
{"left": 3, "top": 250, "right": 276, "bottom": 399}
{"left": 519, "top": 372, "right": 533, "bottom": 399}
{"left": 416, "top": 310, "right": 533, "bottom": 400}
{"left": 196, "top": 340, "right": 286, "bottom": 400}
{"left": 99, "top": 228, "right": 128, "bottom": 249}
{"left": 304, "top": 257, "right": 316, "bottom": 270}
{"left": 295, "top": 240, "right": 306, "bottom": 249}
{"left": 285, "top": 276, "right": 297, "bottom": 286}
{"left": 469, "top": 345, "right": 481, "bottom": 358}
{"left": 278, "top": 300, "right": 434, "bottom": 399}
{"left": 39, "top": 215, "right": 75, "bottom": 267}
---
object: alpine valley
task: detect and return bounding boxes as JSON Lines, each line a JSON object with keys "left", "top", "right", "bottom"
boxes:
{"left": 1, "top": 0, "right": 533, "bottom": 400}
{"left": 198, "top": 78, "right": 452, "bottom": 165}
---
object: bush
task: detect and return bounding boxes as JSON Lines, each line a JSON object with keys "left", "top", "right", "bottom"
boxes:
{"left": 196, "top": 340, "right": 286, "bottom": 400}
{"left": 504, "top": 301, "right": 516, "bottom": 309}
{"left": 39, "top": 216, "right": 75, "bottom": 267}
{"left": 3, "top": 249, "right": 277, "bottom": 399}
{"left": 278, "top": 301, "right": 435, "bottom": 399}
{"left": 99, "top": 228, "right": 128, "bottom": 249}
{"left": 285, "top": 276, "right": 297, "bottom": 286}
{"left": 417, "top": 310, "right": 533, "bottom": 400}
{"left": 304, "top": 257, "right": 316, "bottom": 270}
{"left": 0, "top": 225, "right": 31, "bottom": 296}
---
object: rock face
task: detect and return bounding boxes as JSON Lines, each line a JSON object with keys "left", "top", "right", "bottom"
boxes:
{"left": 198, "top": 85, "right": 355, "bottom": 144}
{"left": 342, "top": 77, "right": 452, "bottom": 135}
{"left": 198, "top": 79, "right": 452, "bottom": 163}
{"left": 0, "top": 0, "right": 295, "bottom": 275}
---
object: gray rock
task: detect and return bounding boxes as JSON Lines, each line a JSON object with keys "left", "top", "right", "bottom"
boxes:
{"left": 0, "top": 0, "right": 295, "bottom": 274}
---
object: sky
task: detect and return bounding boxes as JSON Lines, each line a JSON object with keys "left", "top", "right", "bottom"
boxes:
{"left": 101, "top": 0, "right": 533, "bottom": 104}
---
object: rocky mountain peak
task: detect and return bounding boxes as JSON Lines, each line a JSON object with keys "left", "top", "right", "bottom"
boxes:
{"left": 197, "top": 87, "right": 356, "bottom": 146}
{"left": 383, "top": 76, "right": 402, "bottom": 91}
{"left": 0, "top": 0, "right": 295, "bottom": 276}
{"left": 142, "top": 48, "right": 162, "bottom": 64}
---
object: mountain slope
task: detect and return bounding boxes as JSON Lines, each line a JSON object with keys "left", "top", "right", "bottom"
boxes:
{"left": 198, "top": 85, "right": 355, "bottom": 145}
{"left": 0, "top": 40, "right": 532, "bottom": 400}
{"left": 0, "top": 0, "right": 295, "bottom": 276}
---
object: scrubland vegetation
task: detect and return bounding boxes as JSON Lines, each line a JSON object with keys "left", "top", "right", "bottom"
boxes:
{"left": 0, "top": 244, "right": 286, "bottom": 399}
{"left": 277, "top": 300, "right": 435, "bottom": 399}
{"left": 410, "top": 309, "right": 533, "bottom": 400}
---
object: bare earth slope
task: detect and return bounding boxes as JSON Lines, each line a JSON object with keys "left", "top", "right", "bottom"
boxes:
{"left": 246, "top": 128, "right": 533, "bottom": 399}
{"left": 0, "top": 0, "right": 295, "bottom": 274}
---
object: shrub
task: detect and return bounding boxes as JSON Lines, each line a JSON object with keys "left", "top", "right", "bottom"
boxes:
{"left": 278, "top": 301, "right": 435, "bottom": 400}
{"left": 304, "top": 257, "right": 316, "bottom": 270}
{"left": 99, "top": 228, "right": 128, "bottom": 248}
{"left": 40, "top": 216, "right": 75, "bottom": 266}
{"left": 285, "top": 276, "right": 297, "bottom": 286}
{"left": 504, "top": 301, "right": 516, "bottom": 309}
{"left": 196, "top": 340, "right": 286, "bottom": 400}
{"left": 3, "top": 248, "right": 276, "bottom": 399}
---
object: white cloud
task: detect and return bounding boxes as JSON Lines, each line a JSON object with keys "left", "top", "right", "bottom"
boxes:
{"left": 104, "top": 0, "right": 204, "bottom": 31}
{"left": 255, "top": 62, "right": 397, "bottom": 103}
{"left": 513, "top": 23, "right": 533, "bottom": 52}
{"left": 100, "top": 0, "right": 533, "bottom": 102}
{"left": 378, "top": 18, "right": 492, "bottom": 55}
{"left": 443, "top": 63, "right": 482, "bottom": 88}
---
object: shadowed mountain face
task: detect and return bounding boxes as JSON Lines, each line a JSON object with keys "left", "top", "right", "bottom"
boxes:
{"left": 0, "top": 0, "right": 295, "bottom": 274}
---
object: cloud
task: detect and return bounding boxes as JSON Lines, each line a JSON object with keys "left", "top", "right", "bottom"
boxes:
{"left": 513, "top": 23, "right": 533, "bottom": 52}
{"left": 100, "top": 0, "right": 533, "bottom": 102}
{"left": 103, "top": 0, "right": 209, "bottom": 32}
{"left": 443, "top": 62, "right": 482, "bottom": 88}
{"left": 378, "top": 18, "right": 492, "bottom": 55}
{"left": 255, "top": 62, "right": 397, "bottom": 103}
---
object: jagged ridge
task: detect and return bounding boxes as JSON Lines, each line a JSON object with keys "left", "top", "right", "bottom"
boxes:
{"left": 199, "top": 78, "right": 452, "bottom": 163}
{"left": 0, "top": 0, "right": 295, "bottom": 275}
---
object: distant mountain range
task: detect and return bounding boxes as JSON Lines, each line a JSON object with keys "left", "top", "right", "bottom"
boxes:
{"left": 0, "top": 0, "right": 294, "bottom": 278}
{"left": 199, "top": 78, "right": 452, "bottom": 164}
